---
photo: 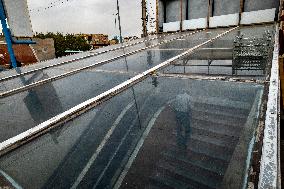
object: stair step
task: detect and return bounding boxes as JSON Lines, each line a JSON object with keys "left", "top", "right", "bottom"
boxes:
{"left": 192, "top": 118, "right": 243, "bottom": 137}
{"left": 148, "top": 184, "right": 166, "bottom": 189}
{"left": 156, "top": 160, "right": 218, "bottom": 189}
{"left": 162, "top": 150, "right": 226, "bottom": 176}
{"left": 189, "top": 137, "right": 234, "bottom": 161}
{"left": 194, "top": 102, "right": 249, "bottom": 117}
{"left": 149, "top": 174, "right": 191, "bottom": 189}
{"left": 167, "top": 148, "right": 229, "bottom": 173}
{"left": 192, "top": 116, "right": 244, "bottom": 128}
{"left": 162, "top": 151, "right": 224, "bottom": 177}
{"left": 191, "top": 126, "right": 239, "bottom": 145}
{"left": 190, "top": 133, "right": 236, "bottom": 150}
{"left": 192, "top": 110, "right": 247, "bottom": 124}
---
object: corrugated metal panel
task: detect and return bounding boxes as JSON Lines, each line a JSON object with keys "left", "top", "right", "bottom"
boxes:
{"left": 2, "top": 0, "right": 34, "bottom": 37}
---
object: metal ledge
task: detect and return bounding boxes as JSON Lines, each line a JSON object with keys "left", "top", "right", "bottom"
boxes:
{"left": 258, "top": 25, "right": 280, "bottom": 189}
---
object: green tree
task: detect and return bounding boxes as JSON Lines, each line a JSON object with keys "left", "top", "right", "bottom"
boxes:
{"left": 34, "top": 32, "right": 91, "bottom": 57}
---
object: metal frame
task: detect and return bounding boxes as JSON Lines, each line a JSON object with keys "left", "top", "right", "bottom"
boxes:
{"left": 0, "top": 27, "right": 238, "bottom": 156}
{"left": 232, "top": 32, "right": 273, "bottom": 75}
{"left": 0, "top": 0, "right": 17, "bottom": 68}
{"left": 0, "top": 0, "right": 35, "bottom": 68}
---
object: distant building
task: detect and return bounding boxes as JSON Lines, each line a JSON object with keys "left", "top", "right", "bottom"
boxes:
{"left": 0, "top": 44, "right": 37, "bottom": 68}
{"left": 109, "top": 38, "right": 119, "bottom": 45}
{"left": 123, "top": 36, "right": 139, "bottom": 43}
{"left": 79, "top": 34, "right": 110, "bottom": 49}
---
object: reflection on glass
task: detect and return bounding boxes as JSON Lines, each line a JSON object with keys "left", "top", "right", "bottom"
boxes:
{"left": 23, "top": 72, "right": 63, "bottom": 123}
{"left": 170, "top": 92, "right": 192, "bottom": 152}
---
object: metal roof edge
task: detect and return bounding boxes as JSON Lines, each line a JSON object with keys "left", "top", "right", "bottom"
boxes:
{"left": 258, "top": 24, "right": 280, "bottom": 189}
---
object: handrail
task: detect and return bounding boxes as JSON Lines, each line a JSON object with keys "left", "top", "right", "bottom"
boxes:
{"left": 0, "top": 26, "right": 238, "bottom": 157}
{"left": 0, "top": 29, "right": 204, "bottom": 98}
{"left": 0, "top": 29, "right": 203, "bottom": 82}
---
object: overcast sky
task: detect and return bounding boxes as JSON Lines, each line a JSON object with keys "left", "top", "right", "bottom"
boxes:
{"left": 27, "top": 0, "right": 156, "bottom": 38}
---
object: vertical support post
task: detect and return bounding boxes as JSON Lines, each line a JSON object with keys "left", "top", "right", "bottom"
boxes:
{"left": 239, "top": 0, "right": 244, "bottom": 25}
{"left": 180, "top": 0, "right": 183, "bottom": 31}
{"left": 0, "top": 0, "right": 17, "bottom": 68}
{"left": 279, "top": 56, "right": 284, "bottom": 108}
{"left": 186, "top": 0, "right": 189, "bottom": 20}
{"left": 207, "top": 0, "right": 212, "bottom": 29}
{"left": 142, "top": 0, "right": 148, "bottom": 37}
{"left": 279, "top": 0, "right": 284, "bottom": 21}
{"left": 156, "top": 0, "right": 159, "bottom": 33}
{"left": 116, "top": 0, "right": 123, "bottom": 43}
{"left": 163, "top": 0, "right": 167, "bottom": 24}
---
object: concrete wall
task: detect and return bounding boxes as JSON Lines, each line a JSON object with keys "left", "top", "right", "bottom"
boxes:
{"left": 213, "top": 0, "right": 239, "bottom": 16}
{"left": 188, "top": 0, "right": 208, "bottom": 19}
{"left": 33, "top": 38, "right": 56, "bottom": 62}
{"left": 165, "top": 0, "right": 186, "bottom": 22}
{"left": 244, "top": 0, "right": 279, "bottom": 12}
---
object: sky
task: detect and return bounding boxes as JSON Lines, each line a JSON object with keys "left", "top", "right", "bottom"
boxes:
{"left": 27, "top": 0, "right": 156, "bottom": 38}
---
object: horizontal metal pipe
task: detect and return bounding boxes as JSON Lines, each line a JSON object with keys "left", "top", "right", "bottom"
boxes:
{"left": 0, "top": 29, "right": 196, "bottom": 83}
{"left": 11, "top": 39, "right": 36, "bottom": 45}
{"left": 0, "top": 26, "right": 238, "bottom": 157}
{"left": 0, "top": 30, "right": 204, "bottom": 98}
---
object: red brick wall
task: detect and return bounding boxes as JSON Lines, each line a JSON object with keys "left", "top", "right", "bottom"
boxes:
{"left": 0, "top": 44, "right": 37, "bottom": 68}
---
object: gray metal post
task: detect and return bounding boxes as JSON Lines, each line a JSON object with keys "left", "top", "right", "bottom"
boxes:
{"left": 142, "top": 0, "right": 148, "bottom": 37}
{"left": 116, "top": 0, "right": 123, "bottom": 43}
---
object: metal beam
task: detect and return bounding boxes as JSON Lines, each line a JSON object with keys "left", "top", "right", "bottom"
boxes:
{"left": 0, "top": 0, "right": 17, "bottom": 68}
{"left": 180, "top": 0, "right": 183, "bottom": 31}
{"left": 207, "top": 0, "right": 213, "bottom": 28}
{"left": 142, "top": 0, "right": 148, "bottom": 37}
{"left": 116, "top": 0, "right": 123, "bottom": 43}
{"left": 239, "top": 0, "right": 245, "bottom": 25}
{"left": 156, "top": 0, "right": 159, "bottom": 33}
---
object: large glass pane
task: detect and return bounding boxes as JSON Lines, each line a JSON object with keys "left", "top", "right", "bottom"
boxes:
{"left": 0, "top": 28, "right": 227, "bottom": 142}
{"left": 0, "top": 71, "right": 132, "bottom": 142}
{"left": 0, "top": 28, "right": 226, "bottom": 91}
{"left": 0, "top": 75, "right": 264, "bottom": 189}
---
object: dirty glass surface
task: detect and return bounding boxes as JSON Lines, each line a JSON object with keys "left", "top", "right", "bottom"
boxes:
{"left": 0, "top": 76, "right": 263, "bottom": 189}
{"left": 0, "top": 29, "right": 192, "bottom": 79}
{"left": 0, "top": 71, "right": 132, "bottom": 142}
{"left": 0, "top": 28, "right": 226, "bottom": 142}
{"left": 0, "top": 28, "right": 225, "bottom": 91}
